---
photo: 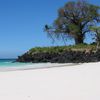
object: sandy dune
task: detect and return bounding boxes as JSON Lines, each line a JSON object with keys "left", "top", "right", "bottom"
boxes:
{"left": 0, "top": 62, "right": 100, "bottom": 100}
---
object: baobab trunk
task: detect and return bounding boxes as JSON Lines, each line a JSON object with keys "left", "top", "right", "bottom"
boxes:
{"left": 75, "top": 34, "right": 84, "bottom": 44}
{"left": 96, "top": 36, "right": 100, "bottom": 51}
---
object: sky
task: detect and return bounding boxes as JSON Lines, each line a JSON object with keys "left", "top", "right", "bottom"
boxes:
{"left": 0, "top": 0, "right": 100, "bottom": 58}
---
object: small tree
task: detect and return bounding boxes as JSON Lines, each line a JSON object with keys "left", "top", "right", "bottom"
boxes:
{"left": 90, "top": 26, "right": 100, "bottom": 51}
{"left": 45, "top": 0, "right": 100, "bottom": 45}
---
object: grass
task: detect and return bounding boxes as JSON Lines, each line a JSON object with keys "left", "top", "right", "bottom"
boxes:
{"left": 28, "top": 44, "right": 96, "bottom": 54}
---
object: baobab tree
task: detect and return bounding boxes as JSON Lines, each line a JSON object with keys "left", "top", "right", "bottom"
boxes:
{"left": 45, "top": 0, "right": 100, "bottom": 45}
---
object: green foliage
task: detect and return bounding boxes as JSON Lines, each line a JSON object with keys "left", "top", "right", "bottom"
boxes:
{"left": 45, "top": 0, "right": 100, "bottom": 44}
{"left": 29, "top": 44, "right": 96, "bottom": 54}
{"left": 90, "top": 26, "right": 100, "bottom": 34}
{"left": 89, "top": 26, "right": 100, "bottom": 50}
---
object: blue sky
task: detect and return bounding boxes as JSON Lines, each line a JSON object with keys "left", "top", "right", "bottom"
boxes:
{"left": 0, "top": 0, "right": 100, "bottom": 58}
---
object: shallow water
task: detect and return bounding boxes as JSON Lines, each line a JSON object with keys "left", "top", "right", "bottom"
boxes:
{"left": 0, "top": 59, "right": 34, "bottom": 67}
{"left": 0, "top": 59, "right": 76, "bottom": 72}
{"left": 0, "top": 59, "right": 59, "bottom": 68}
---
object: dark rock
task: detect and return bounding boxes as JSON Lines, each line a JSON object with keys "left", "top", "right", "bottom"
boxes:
{"left": 16, "top": 50, "right": 100, "bottom": 63}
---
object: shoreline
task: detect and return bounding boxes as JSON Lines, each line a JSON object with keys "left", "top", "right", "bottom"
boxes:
{"left": 0, "top": 61, "right": 99, "bottom": 72}
{"left": 0, "top": 63, "right": 81, "bottom": 72}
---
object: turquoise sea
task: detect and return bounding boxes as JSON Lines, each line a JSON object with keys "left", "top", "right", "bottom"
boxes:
{"left": 0, "top": 59, "right": 68, "bottom": 70}
{"left": 0, "top": 59, "right": 33, "bottom": 67}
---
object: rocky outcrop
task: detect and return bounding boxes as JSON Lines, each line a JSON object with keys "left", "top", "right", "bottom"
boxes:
{"left": 16, "top": 49, "right": 100, "bottom": 63}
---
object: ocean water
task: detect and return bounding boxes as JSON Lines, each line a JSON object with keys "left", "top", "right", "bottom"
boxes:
{"left": 0, "top": 59, "right": 69, "bottom": 70}
{"left": 0, "top": 59, "right": 58, "bottom": 69}
{"left": 0, "top": 59, "right": 74, "bottom": 72}
{"left": 0, "top": 59, "right": 54, "bottom": 71}
{"left": 0, "top": 59, "right": 33, "bottom": 67}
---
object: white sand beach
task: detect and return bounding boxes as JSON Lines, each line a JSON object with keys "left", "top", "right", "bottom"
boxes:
{"left": 0, "top": 62, "right": 100, "bottom": 100}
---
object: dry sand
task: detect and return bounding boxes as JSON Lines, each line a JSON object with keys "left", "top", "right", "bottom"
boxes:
{"left": 0, "top": 62, "right": 100, "bottom": 100}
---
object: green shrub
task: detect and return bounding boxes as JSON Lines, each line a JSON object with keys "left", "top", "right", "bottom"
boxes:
{"left": 29, "top": 44, "right": 96, "bottom": 54}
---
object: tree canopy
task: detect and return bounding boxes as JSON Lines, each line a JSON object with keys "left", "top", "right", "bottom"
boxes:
{"left": 45, "top": 0, "right": 100, "bottom": 45}
{"left": 90, "top": 26, "right": 100, "bottom": 50}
